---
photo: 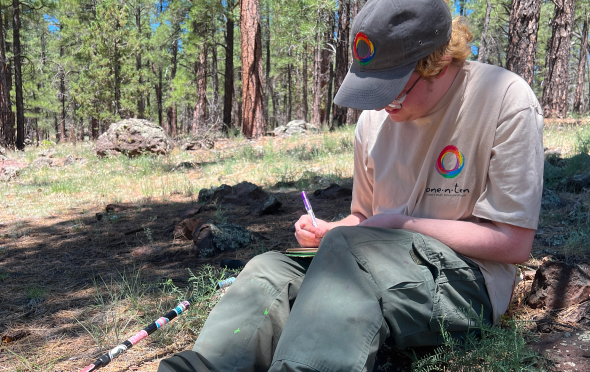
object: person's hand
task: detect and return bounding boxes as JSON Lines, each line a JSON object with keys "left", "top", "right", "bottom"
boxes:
{"left": 294, "top": 215, "right": 331, "bottom": 248}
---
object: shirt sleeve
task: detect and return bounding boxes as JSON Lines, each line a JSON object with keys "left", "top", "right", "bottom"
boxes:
{"left": 351, "top": 111, "right": 374, "bottom": 219}
{"left": 472, "top": 82, "right": 544, "bottom": 229}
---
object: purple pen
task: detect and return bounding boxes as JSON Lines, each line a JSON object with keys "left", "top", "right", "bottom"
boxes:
{"left": 301, "top": 191, "right": 318, "bottom": 227}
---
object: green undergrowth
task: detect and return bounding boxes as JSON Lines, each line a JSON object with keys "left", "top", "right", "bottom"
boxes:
{"left": 544, "top": 123, "right": 590, "bottom": 189}
{"left": 75, "top": 265, "right": 240, "bottom": 354}
{"left": 409, "top": 315, "right": 551, "bottom": 372}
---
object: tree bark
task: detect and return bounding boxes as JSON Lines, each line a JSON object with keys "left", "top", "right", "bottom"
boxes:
{"left": 91, "top": 117, "right": 99, "bottom": 140}
{"left": 114, "top": 28, "right": 121, "bottom": 118}
{"left": 166, "top": 37, "right": 179, "bottom": 137}
{"left": 348, "top": 0, "right": 360, "bottom": 129}
{"left": 0, "top": 8, "right": 13, "bottom": 147}
{"left": 59, "top": 45, "right": 66, "bottom": 142}
{"left": 478, "top": 0, "right": 492, "bottom": 63}
{"left": 12, "top": 0, "right": 24, "bottom": 150}
{"left": 193, "top": 43, "right": 208, "bottom": 134}
{"left": 54, "top": 115, "right": 58, "bottom": 141}
{"left": 264, "top": 1, "right": 270, "bottom": 127}
{"left": 542, "top": 0, "right": 575, "bottom": 118}
{"left": 326, "top": 56, "right": 334, "bottom": 128}
{"left": 136, "top": 6, "right": 145, "bottom": 118}
{"left": 505, "top": 0, "right": 541, "bottom": 86}
{"left": 573, "top": 14, "right": 588, "bottom": 114}
{"left": 240, "top": 0, "right": 266, "bottom": 138}
{"left": 332, "top": 0, "right": 351, "bottom": 127}
{"left": 302, "top": 44, "right": 308, "bottom": 122}
{"left": 287, "top": 63, "right": 292, "bottom": 123}
{"left": 223, "top": 2, "right": 235, "bottom": 133}
{"left": 152, "top": 62, "right": 163, "bottom": 127}
{"left": 211, "top": 35, "right": 220, "bottom": 129}
{"left": 234, "top": 66, "right": 242, "bottom": 130}
{"left": 311, "top": 17, "right": 323, "bottom": 127}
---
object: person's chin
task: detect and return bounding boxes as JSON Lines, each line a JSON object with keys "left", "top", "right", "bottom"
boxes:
{"left": 385, "top": 109, "right": 403, "bottom": 121}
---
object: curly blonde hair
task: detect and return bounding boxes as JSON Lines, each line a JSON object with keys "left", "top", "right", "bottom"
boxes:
{"left": 415, "top": 16, "right": 473, "bottom": 79}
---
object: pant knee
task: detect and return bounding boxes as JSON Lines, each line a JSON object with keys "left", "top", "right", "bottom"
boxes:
{"left": 236, "top": 252, "right": 306, "bottom": 292}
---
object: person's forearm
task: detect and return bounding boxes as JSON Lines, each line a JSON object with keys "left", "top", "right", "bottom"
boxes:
{"left": 358, "top": 213, "right": 534, "bottom": 263}
{"left": 327, "top": 212, "right": 367, "bottom": 229}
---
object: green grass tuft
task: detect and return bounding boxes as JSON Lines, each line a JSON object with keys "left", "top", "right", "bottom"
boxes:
{"left": 408, "top": 316, "right": 551, "bottom": 372}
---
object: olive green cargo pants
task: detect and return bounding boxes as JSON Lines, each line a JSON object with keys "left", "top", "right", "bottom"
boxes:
{"left": 158, "top": 227, "right": 493, "bottom": 372}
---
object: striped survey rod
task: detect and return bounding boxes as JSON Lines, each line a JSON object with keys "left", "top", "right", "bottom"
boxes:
{"left": 79, "top": 277, "right": 236, "bottom": 372}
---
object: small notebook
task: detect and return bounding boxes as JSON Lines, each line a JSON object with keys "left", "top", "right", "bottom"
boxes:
{"left": 285, "top": 247, "right": 318, "bottom": 257}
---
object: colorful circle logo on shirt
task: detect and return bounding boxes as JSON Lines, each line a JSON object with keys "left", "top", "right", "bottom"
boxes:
{"left": 436, "top": 145, "right": 465, "bottom": 178}
{"left": 353, "top": 32, "right": 375, "bottom": 65}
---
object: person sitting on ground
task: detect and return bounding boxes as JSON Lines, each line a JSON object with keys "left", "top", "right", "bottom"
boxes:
{"left": 158, "top": 0, "right": 543, "bottom": 370}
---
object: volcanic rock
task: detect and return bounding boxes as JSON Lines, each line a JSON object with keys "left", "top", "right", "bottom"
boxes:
{"left": 174, "top": 218, "right": 203, "bottom": 240}
{"left": 198, "top": 181, "right": 268, "bottom": 206}
{"left": 528, "top": 260, "right": 590, "bottom": 310}
{"left": 193, "top": 223, "right": 253, "bottom": 258}
{"left": 96, "top": 119, "right": 173, "bottom": 157}
{"left": 313, "top": 183, "right": 352, "bottom": 199}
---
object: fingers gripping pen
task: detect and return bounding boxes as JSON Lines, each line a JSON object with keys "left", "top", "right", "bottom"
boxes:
{"left": 301, "top": 191, "right": 318, "bottom": 227}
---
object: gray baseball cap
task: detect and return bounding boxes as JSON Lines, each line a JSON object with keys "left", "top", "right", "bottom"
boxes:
{"left": 333, "top": 0, "right": 452, "bottom": 110}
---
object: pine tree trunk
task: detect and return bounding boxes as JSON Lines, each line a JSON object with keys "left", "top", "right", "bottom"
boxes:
{"left": 136, "top": 6, "right": 145, "bottom": 118}
{"left": 320, "top": 22, "right": 331, "bottom": 124}
{"left": 114, "top": 38, "right": 121, "bottom": 118}
{"left": 311, "top": 18, "right": 323, "bottom": 127}
{"left": 0, "top": 8, "right": 13, "bottom": 147}
{"left": 333, "top": 0, "right": 351, "bottom": 127}
{"left": 587, "top": 57, "right": 590, "bottom": 114}
{"left": 478, "top": 0, "right": 492, "bottom": 63}
{"left": 326, "top": 56, "right": 334, "bottom": 128}
{"left": 287, "top": 63, "right": 292, "bottom": 123}
{"left": 54, "top": 115, "right": 58, "bottom": 141}
{"left": 211, "top": 35, "right": 220, "bottom": 129}
{"left": 234, "top": 67, "right": 242, "bottom": 130}
{"left": 346, "top": 0, "right": 357, "bottom": 126}
{"left": 12, "top": 0, "right": 24, "bottom": 150}
{"left": 166, "top": 37, "right": 178, "bottom": 137}
{"left": 302, "top": 44, "right": 308, "bottom": 122}
{"left": 91, "top": 117, "right": 99, "bottom": 140}
{"left": 152, "top": 62, "right": 163, "bottom": 127}
{"left": 223, "top": 1, "right": 235, "bottom": 134}
{"left": 264, "top": 2, "right": 270, "bottom": 127}
{"left": 59, "top": 45, "right": 66, "bottom": 143}
{"left": 573, "top": 14, "right": 588, "bottom": 114}
{"left": 505, "top": 0, "right": 541, "bottom": 86}
{"left": 542, "top": 0, "right": 575, "bottom": 118}
{"left": 240, "top": 0, "right": 266, "bottom": 138}
{"left": 193, "top": 43, "right": 208, "bottom": 135}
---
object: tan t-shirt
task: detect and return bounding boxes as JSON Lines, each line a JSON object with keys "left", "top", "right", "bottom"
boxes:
{"left": 351, "top": 61, "right": 544, "bottom": 324}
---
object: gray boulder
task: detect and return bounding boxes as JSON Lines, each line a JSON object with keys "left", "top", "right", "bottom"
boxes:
{"left": 96, "top": 119, "right": 173, "bottom": 157}
{"left": 31, "top": 157, "right": 54, "bottom": 168}
{"left": 272, "top": 120, "right": 320, "bottom": 137}
{"left": 193, "top": 223, "right": 253, "bottom": 258}
{"left": 0, "top": 166, "right": 21, "bottom": 182}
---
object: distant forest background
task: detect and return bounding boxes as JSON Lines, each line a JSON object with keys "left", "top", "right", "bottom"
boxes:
{"left": 0, "top": 0, "right": 588, "bottom": 149}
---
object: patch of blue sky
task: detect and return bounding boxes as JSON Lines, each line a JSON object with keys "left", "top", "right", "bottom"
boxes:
{"left": 44, "top": 14, "right": 59, "bottom": 33}
{"left": 451, "top": 0, "right": 474, "bottom": 17}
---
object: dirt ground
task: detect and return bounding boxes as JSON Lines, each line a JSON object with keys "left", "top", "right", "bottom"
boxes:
{"left": 0, "top": 175, "right": 589, "bottom": 371}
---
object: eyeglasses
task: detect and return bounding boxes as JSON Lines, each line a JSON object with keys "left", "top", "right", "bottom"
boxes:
{"left": 387, "top": 76, "right": 422, "bottom": 110}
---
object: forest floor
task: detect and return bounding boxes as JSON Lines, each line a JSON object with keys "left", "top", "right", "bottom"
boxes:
{"left": 1, "top": 120, "right": 590, "bottom": 371}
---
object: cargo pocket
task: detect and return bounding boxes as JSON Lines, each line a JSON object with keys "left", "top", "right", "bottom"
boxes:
{"left": 411, "top": 234, "right": 492, "bottom": 334}
{"left": 349, "top": 235, "right": 436, "bottom": 339}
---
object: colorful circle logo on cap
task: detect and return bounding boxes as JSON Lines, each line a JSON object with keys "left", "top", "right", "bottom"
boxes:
{"left": 436, "top": 145, "right": 465, "bottom": 178}
{"left": 353, "top": 32, "right": 375, "bottom": 65}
